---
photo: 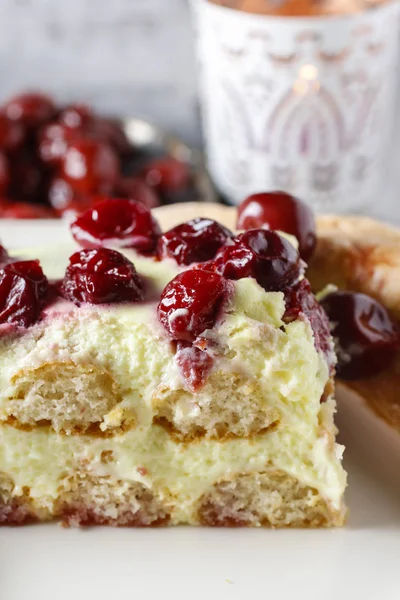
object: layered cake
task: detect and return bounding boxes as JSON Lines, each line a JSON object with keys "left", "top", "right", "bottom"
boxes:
{"left": 0, "top": 196, "right": 348, "bottom": 527}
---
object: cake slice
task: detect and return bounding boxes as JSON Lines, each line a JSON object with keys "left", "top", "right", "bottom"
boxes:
{"left": 0, "top": 198, "right": 346, "bottom": 527}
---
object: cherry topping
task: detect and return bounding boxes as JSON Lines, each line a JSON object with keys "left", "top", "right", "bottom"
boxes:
{"left": 48, "top": 177, "right": 91, "bottom": 215}
{"left": 0, "top": 260, "right": 48, "bottom": 327}
{"left": 176, "top": 342, "right": 213, "bottom": 392}
{"left": 71, "top": 198, "right": 161, "bottom": 252}
{"left": 114, "top": 177, "right": 160, "bottom": 209}
{"left": 8, "top": 151, "right": 43, "bottom": 201}
{"left": 320, "top": 291, "right": 399, "bottom": 380}
{"left": 158, "top": 269, "right": 230, "bottom": 342}
{"left": 237, "top": 192, "right": 316, "bottom": 262}
{"left": 141, "top": 157, "right": 190, "bottom": 194}
{"left": 62, "top": 248, "right": 144, "bottom": 306}
{"left": 157, "top": 218, "right": 233, "bottom": 266}
{"left": 4, "top": 92, "right": 56, "bottom": 129}
{"left": 60, "top": 137, "right": 120, "bottom": 195}
{"left": 0, "top": 202, "right": 55, "bottom": 219}
{"left": 89, "top": 117, "right": 131, "bottom": 155}
{"left": 284, "top": 279, "right": 334, "bottom": 372}
{"left": 38, "top": 123, "right": 75, "bottom": 166}
{"left": 0, "top": 112, "right": 24, "bottom": 151}
{"left": 212, "top": 229, "right": 303, "bottom": 292}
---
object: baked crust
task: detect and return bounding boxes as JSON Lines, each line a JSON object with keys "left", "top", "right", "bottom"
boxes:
{"left": 154, "top": 204, "right": 400, "bottom": 432}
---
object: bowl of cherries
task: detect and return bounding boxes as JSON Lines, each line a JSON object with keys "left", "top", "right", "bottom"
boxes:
{"left": 0, "top": 91, "right": 208, "bottom": 219}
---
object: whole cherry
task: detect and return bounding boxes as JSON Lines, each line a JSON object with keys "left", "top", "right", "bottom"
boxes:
{"left": 158, "top": 269, "right": 230, "bottom": 342}
{"left": 70, "top": 197, "right": 161, "bottom": 252}
{"left": 0, "top": 260, "right": 48, "bottom": 327}
{"left": 212, "top": 229, "right": 303, "bottom": 292}
{"left": 157, "top": 218, "right": 233, "bottom": 266}
{"left": 60, "top": 137, "right": 120, "bottom": 196}
{"left": 62, "top": 248, "right": 144, "bottom": 306}
{"left": 4, "top": 92, "right": 56, "bottom": 129}
{"left": 237, "top": 191, "right": 316, "bottom": 262}
{"left": 320, "top": 291, "right": 400, "bottom": 379}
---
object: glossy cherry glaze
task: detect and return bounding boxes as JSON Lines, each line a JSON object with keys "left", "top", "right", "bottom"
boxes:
{"left": 237, "top": 192, "right": 317, "bottom": 262}
{"left": 0, "top": 260, "right": 48, "bottom": 327}
{"left": 57, "top": 104, "right": 93, "bottom": 130}
{"left": 211, "top": 229, "right": 303, "bottom": 292}
{"left": 157, "top": 218, "right": 233, "bottom": 266}
{"left": 62, "top": 248, "right": 144, "bottom": 306}
{"left": 48, "top": 177, "right": 91, "bottom": 215}
{"left": 284, "top": 279, "right": 335, "bottom": 373}
{"left": 158, "top": 269, "right": 230, "bottom": 342}
{"left": 320, "top": 291, "right": 400, "bottom": 380}
{"left": 114, "top": 177, "right": 160, "bottom": 209}
{"left": 71, "top": 198, "right": 161, "bottom": 252}
{"left": 175, "top": 341, "right": 213, "bottom": 392}
{"left": 38, "top": 123, "right": 76, "bottom": 166}
{"left": 61, "top": 137, "right": 120, "bottom": 195}
{"left": 4, "top": 92, "right": 56, "bottom": 129}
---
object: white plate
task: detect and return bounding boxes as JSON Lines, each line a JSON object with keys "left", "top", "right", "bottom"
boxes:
{"left": 0, "top": 221, "right": 399, "bottom": 600}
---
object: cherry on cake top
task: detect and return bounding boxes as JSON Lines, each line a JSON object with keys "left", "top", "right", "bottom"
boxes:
{"left": 320, "top": 291, "right": 400, "bottom": 380}
{"left": 157, "top": 218, "right": 233, "bottom": 265}
{"left": 237, "top": 191, "right": 317, "bottom": 262}
{"left": 71, "top": 198, "right": 161, "bottom": 252}
{"left": 61, "top": 248, "right": 144, "bottom": 306}
{"left": 0, "top": 260, "right": 48, "bottom": 327}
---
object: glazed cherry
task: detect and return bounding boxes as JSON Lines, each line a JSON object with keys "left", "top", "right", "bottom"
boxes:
{"left": 62, "top": 248, "right": 144, "bottom": 306}
{"left": 58, "top": 104, "right": 93, "bottom": 130}
{"left": 284, "top": 279, "right": 334, "bottom": 372}
{"left": 114, "top": 177, "right": 160, "bottom": 209}
{"left": 0, "top": 151, "right": 9, "bottom": 196}
{"left": 320, "top": 291, "right": 400, "bottom": 380}
{"left": 4, "top": 92, "right": 56, "bottom": 129}
{"left": 0, "top": 112, "right": 24, "bottom": 151}
{"left": 237, "top": 192, "right": 316, "bottom": 262}
{"left": 0, "top": 260, "right": 48, "bottom": 327}
{"left": 141, "top": 157, "right": 190, "bottom": 193}
{"left": 176, "top": 341, "right": 213, "bottom": 392}
{"left": 61, "top": 137, "right": 120, "bottom": 195}
{"left": 71, "top": 198, "right": 161, "bottom": 252}
{"left": 48, "top": 176, "right": 92, "bottom": 215}
{"left": 89, "top": 117, "right": 131, "bottom": 155}
{"left": 213, "top": 229, "right": 303, "bottom": 292}
{"left": 0, "top": 202, "right": 55, "bottom": 219}
{"left": 157, "top": 218, "right": 233, "bottom": 266}
{"left": 158, "top": 269, "right": 230, "bottom": 342}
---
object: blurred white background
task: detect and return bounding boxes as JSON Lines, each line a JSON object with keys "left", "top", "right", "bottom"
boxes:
{"left": 0, "top": 0, "right": 398, "bottom": 220}
{"left": 0, "top": 0, "right": 200, "bottom": 144}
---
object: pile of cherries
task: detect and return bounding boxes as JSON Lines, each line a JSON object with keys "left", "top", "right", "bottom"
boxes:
{"left": 0, "top": 91, "right": 195, "bottom": 218}
{"left": 0, "top": 190, "right": 398, "bottom": 386}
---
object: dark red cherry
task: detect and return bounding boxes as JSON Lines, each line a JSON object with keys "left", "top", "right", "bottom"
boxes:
{"left": 320, "top": 291, "right": 399, "bottom": 380}
{"left": 0, "top": 260, "right": 48, "bottom": 327}
{"left": 4, "top": 92, "right": 56, "bottom": 129}
{"left": 8, "top": 151, "right": 44, "bottom": 201}
{"left": 158, "top": 269, "right": 230, "bottom": 342}
{"left": 157, "top": 218, "right": 233, "bottom": 266}
{"left": 0, "top": 151, "right": 9, "bottom": 196}
{"left": 57, "top": 104, "right": 93, "bottom": 130}
{"left": 48, "top": 176, "right": 91, "bottom": 216}
{"left": 114, "top": 177, "right": 160, "bottom": 209}
{"left": 213, "top": 229, "right": 303, "bottom": 291}
{"left": 70, "top": 198, "right": 161, "bottom": 252}
{"left": 0, "top": 112, "right": 24, "bottom": 151}
{"left": 237, "top": 192, "right": 316, "bottom": 262}
{"left": 60, "top": 137, "right": 120, "bottom": 195}
{"left": 62, "top": 248, "right": 144, "bottom": 306}
{"left": 176, "top": 341, "right": 213, "bottom": 392}
{"left": 0, "top": 202, "right": 56, "bottom": 219}
{"left": 284, "top": 279, "right": 335, "bottom": 372}
{"left": 141, "top": 157, "right": 190, "bottom": 193}
{"left": 89, "top": 117, "right": 131, "bottom": 155}
{"left": 38, "top": 123, "right": 76, "bottom": 166}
